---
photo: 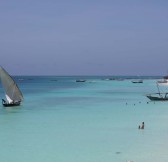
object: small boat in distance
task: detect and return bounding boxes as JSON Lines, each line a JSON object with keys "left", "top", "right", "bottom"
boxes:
{"left": 76, "top": 80, "right": 86, "bottom": 82}
{"left": 146, "top": 82, "right": 168, "bottom": 101}
{"left": 0, "top": 66, "right": 23, "bottom": 107}
{"left": 157, "top": 75, "right": 168, "bottom": 84}
{"left": 131, "top": 79, "right": 143, "bottom": 83}
{"left": 157, "top": 80, "right": 168, "bottom": 84}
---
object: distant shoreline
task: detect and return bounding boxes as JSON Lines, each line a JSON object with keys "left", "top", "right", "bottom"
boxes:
{"left": 12, "top": 75, "right": 163, "bottom": 80}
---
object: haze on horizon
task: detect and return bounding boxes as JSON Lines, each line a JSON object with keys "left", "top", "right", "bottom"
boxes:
{"left": 0, "top": 0, "right": 168, "bottom": 76}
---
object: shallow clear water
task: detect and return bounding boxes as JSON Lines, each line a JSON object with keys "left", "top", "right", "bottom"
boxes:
{"left": 0, "top": 76, "right": 168, "bottom": 162}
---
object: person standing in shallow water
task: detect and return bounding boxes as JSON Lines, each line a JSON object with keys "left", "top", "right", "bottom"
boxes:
{"left": 138, "top": 122, "right": 144, "bottom": 129}
{"left": 141, "top": 122, "right": 144, "bottom": 129}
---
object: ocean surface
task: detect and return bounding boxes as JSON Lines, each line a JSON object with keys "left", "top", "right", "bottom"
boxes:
{"left": 0, "top": 76, "right": 168, "bottom": 162}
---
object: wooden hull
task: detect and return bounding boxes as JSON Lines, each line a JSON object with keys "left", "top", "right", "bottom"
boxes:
{"left": 2, "top": 99, "right": 21, "bottom": 107}
{"left": 3, "top": 103, "right": 21, "bottom": 107}
{"left": 146, "top": 95, "right": 168, "bottom": 101}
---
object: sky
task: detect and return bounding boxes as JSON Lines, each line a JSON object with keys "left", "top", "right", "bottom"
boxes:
{"left": 0, "top": 0, "right": 168, "bottom": 76}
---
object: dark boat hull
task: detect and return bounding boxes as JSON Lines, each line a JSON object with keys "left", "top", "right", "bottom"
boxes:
{"left": 3, "top": 103, "right": 21, "bottom": 107}
{"left": 2, "top": 99, "right": 21, "bottom": 107}
{"left": 76, "top": 80, "right": 86, "bottom": 82}
{"left": 146, "top": 95, "right": 168, "bottom": 101}
{"left": 131, "top": 80, "right": 143, "bottom": 83}
{"left": 132, "top": 81, "right": 143, "bottom": 83}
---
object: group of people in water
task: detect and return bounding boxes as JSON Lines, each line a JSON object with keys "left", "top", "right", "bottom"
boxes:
{"left": 138, "top": 122, "right": 144, "bottom": 129}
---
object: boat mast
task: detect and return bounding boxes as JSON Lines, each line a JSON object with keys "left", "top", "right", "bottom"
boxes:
{"left": 156, "top": 82, "right": 161, "bottom": 96}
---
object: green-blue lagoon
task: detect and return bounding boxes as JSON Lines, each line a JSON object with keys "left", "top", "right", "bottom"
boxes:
{"left": 0, "top": 76, "right": 168, "bottom": 162}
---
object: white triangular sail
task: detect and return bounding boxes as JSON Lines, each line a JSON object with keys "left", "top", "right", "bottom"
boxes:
{"left": 0, "top": 66, "right": 23, "bottom": 103}
{"left": 5, "top": 94, "right": 13, "bottom": 104}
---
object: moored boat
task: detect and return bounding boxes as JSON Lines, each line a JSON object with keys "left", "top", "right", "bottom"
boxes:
{"left": 131, "top": 79, "right": 143, "bottom": 83}
{"left": 146, "top": 82, "right": 168, "bottom": 101}
{"left": 76, "top": 80, "right": 86, "bottom": 82}
{"left": 146, "top": 93, "right": 168, "bottom": 101}
{"left": 0, "top": 66, "right": 23, "bottom": 107}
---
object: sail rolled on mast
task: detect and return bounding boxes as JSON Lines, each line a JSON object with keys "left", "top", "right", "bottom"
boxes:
{"left": 0, "top": 66, "right": 23, "bottom": 103}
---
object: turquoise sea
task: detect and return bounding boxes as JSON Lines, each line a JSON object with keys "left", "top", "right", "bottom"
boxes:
{"left": 0, "top": 76, "right": 168, "bottom": 162}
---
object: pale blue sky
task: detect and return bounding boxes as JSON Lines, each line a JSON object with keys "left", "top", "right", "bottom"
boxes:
{"left": 0, "top": 0, "right": 168, "bottom": 75}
